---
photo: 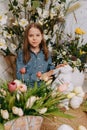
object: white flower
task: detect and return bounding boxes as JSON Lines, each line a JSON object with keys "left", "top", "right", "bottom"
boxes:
{"left": 1, "top": 109, "right": 9, "bottom": 120}
{"left": 12, "top": 20, "right": 18, "bottom": 26}
{"left": 19, "top": 18, "right": 28, "bottom": 28}
{"left": 18, "top": 108, "right": 24, "bottom": 116}
{"left": 12, "top": 106, "right": 19, "bottom": 115}
{"left": 48, "top": 44, "right": 53, "bottom": 52}
{"left": 26, "top": 96, "right": 37, "bottom": 108}
{"left": 42, "top": 10, "right": 49, "bottom": 18}
{"left": 16, "top": 92, "right": 20, "bottom": 101}
{"left": 0, "top": 14, "right": 7, "bottom": 25}
{"left": 9, "top": 43, "right": 17, "bottom": 53}
{"left": 37, "top": 8, "right": 49, "bottom": 19}
{"left": 37, "top": 8, "right": 42, "bottom": 17}
{"left": 18, "top": 0, "right": 24, "bottom": 4}
{"left": 14, "top": 79, "right": 22, "bottom": 88}
{"left": 78, "top": 125, "right": 87, "bottom": 130}
{"left": 3, "top": 31, "right": 12, "bottom": 39}
{"left": 62, "top": 51, "right": 66, "bottom": 55}
{"left": 0, "top": 38, "right": 7, "bottom": 50}
{"left": 39, "top": 108, "right": 47, "bottom": 114}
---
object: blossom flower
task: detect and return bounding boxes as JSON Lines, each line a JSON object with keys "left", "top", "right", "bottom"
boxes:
{"left": 12, "top": 106, "right": 23, "bottom": 116}
{"left": 1, "top": 109, "right": 9, "bottom": 120}
{"left": 12, "top": 106, "right": 19, "bottom": 115}
{"left": 18, "top": 108, "right": 24, "bottom": 117}
{"left": 26, "top": 96, "right": 37, "bottom": 109}
{"left": 19, "top": 18, "right": 28, "bottom": 28}
{"left": 0, "top": 14, "right": 7, "bottom": 25}
{"left": 39, "top": 108, "right": 47, "bottom": 114}
{"left": 75, "top": 28, "right": 86, "bottom": 35}
{"left": 18, "top": 84, "right": 27, "bottom": 92}
{"left": 14, "top": 79, "right": 22, "bottom": 89}
{"left": 0, "top": 38, "right": 7, "bottom": 50}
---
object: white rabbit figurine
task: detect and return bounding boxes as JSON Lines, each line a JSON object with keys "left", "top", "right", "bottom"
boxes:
{"left": 51, "top": 64, "right": 74, "bottom": 93}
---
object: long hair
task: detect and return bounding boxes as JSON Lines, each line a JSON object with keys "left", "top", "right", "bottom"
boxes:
{"left": 23, "top": 23, "right": 49, "bottom": 64}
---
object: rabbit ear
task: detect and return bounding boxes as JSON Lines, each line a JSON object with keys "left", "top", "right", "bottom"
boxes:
{"left": 53, "top": 68, "right": 61, "bottom": 75}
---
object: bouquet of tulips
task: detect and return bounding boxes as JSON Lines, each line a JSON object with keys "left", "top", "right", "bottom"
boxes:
{"left": 0, "top": 79, "right": 73, "bottom": 129}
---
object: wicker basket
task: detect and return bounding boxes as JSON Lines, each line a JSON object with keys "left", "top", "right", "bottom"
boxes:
{"left": 4, "top": 116, "right": 43, "bottom": 130}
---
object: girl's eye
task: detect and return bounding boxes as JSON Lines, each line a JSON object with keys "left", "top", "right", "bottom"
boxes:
{"left": 28, "top": 34, "right": 33, "bottom": 37}
{"left": 36, "top": 34, "right": 40, "bottom": 36}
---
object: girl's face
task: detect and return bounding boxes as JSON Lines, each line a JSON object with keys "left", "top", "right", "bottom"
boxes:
{"left": 28, "top": 27, "right": 43, "bottom": 49}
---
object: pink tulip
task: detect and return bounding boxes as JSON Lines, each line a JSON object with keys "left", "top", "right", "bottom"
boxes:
{"left": 19, "top": 84, "right": 27, "bottom": 92}
{"left": 36, "top": 71, "right": 42, "bottom": 78}
{"left": 20, "top": 67, "right": 26, "bottom": 74}
{"left": 8, "top": 81, "right": 17, "bottom": 92}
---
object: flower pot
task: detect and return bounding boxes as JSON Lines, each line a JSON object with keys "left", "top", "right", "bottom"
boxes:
{"left": 4, "top": 116, "right": 43, "bottom": 130}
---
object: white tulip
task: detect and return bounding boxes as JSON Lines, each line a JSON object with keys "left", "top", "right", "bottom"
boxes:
{"left": 57, "top": 124, "right": 74, "bottom": 130}
{"left": 12, "top": 106, "right": 19, "bottom": 115}
{"left": 18, "top": 108, "right": 24, "bottom": 116}
{"left": 26, "top": 96, "right": 37, "bottom": 108}
{"left": 39, "top": 108, "right": 47, "bottom": 114}
{"left": 1, "top": 109, "right": 9, "bottom": 120}
{"left": 78, "top": 125, "right": 87, "bottom": 130}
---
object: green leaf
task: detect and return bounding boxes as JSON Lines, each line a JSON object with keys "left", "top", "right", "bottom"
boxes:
{"left": 32, "top": 1, "right": 40, "bottom": 8}
{"left": 0, "top": 123, "right": 4, "bottom": 130}
{"left": 44, "top": 109, "right": 74, "bottom": 119}
{"left": 8, "top": 95, "right": 15, "bottom": 110}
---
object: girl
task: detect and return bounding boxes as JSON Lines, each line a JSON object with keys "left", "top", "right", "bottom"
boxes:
{"left": 16, "top": 23, "right": 54, "bottom": 86}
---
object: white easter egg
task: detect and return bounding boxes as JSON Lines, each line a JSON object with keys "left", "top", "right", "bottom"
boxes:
{"left": 78, "top": 125, "right": 87, "bottom": 130}
{"left": 57, "top": 124, "right": 74, "bottom": 130}
{"left": 70, "top": 96, "right": 83, "bottom": 109}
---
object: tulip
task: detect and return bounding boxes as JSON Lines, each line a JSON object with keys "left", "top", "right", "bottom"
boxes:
{"left": 1, "top": 109, "right": 9, "bottom": 120}
{"left": 26, "top": 96, "right": 37, "bottom": 108}
{"left": 39, "top": 108, "right": 47, "bottom": 114}
{"left": 12, "top": 106, "right": 19, "bottom": 115}
{"left": 8, "top": 81, "right": 17, "bottom": 92}
{"left": 18, "top": 84, "right": 27, "bottom": 92}
{"left": 36, "top": 71, "right": 42, "bottom": 78}
{"left": 18, "top": 108, "right": 24, "bottom": 116}
{"left": 20, "top": 67, "right": 26, "bottom": 74}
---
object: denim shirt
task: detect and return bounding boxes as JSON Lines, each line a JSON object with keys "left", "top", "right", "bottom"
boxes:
{"left": 16, "top": 50, "right": 55, "bottom": 86}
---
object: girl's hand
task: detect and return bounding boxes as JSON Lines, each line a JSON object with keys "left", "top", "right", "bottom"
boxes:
{"left": 56, "top": 63, "right": 67, "bottom": 68}
{"left": 36, "top": 70, "right": 53, "bottom": 81}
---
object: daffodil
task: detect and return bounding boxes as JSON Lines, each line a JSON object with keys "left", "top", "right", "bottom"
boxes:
{"left": 75, "top": 28, "right": 86, "bottom": 35}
